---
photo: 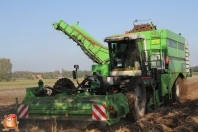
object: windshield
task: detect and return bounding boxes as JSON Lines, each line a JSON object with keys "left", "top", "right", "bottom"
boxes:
{"left": 108, "top": 40, "right": 141, "bottom": 70}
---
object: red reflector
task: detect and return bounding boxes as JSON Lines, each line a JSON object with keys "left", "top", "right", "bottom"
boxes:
{"left": 165, "top": 57, "right": 169, "bottom": 64}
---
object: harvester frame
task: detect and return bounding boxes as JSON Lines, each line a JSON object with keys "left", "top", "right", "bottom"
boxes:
{"left": 15, "top": 20, "right": 192, "bottom": 130}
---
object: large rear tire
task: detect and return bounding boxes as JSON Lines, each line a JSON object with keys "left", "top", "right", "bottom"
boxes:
{"left": 172, "top": 77, "right": 187, "bottom": 103}
{"left": 53, "top": 78, "right": 75, "bottom": 92}
{"left": 126, "top": 77, "right": 147, "bottom": 120}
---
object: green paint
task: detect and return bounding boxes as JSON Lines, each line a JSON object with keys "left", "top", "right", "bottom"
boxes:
{"left": 53, "top": 20, "right": 109, "bottom": 64}
{"left": 92, "top": 64, "right": 110, "bottom": 76}
{"left": 20, "top": 82, "right": 129, "bottom": 126}
{"left": 16, "top": 21, "right": 191, "bottom": 128}
{"left": 103, "top": 26, "right": 190, "bottom": 110}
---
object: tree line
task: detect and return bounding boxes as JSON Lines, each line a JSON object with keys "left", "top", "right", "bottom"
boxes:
{"left": 12, "top": 69, "right": 92, "bottom": 80}
{"left": 12, "top": 66, "right": 198, "bottom": 80}
{"left": 0, "top": 58, "right": 92, "bottom": 81}
{"left": 191, "top": 66, "right": 198, "bottom": 72}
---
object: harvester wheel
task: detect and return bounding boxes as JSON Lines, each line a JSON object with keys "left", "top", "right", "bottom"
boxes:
{"left": 172, "top": 77, "right": 187, "bottom": 103}
{"left": 126, "top": 77, "right": 147, "bottom": 120}
{"left": 53, "top": 78, "right": 75, "bottom": 92}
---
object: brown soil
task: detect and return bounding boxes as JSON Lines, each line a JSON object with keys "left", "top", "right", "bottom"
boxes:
{"left": 0, "top": 76, "right": 198, "bottom": 132}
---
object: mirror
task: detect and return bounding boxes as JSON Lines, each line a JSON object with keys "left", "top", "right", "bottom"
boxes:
{"left": 74, "top": 65, "right": 79, "bottom": 69}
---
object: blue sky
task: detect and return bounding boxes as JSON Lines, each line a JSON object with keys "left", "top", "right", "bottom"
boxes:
{"left": 0, "top": 1, "right": 198, "bottom": 72}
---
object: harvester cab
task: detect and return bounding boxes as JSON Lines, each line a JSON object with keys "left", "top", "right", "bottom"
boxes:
{"left": 104, "top": 20, "right": 156, "bottom": 77}
{"left": 105, "top": 34, "right": 146, "bottom": 77}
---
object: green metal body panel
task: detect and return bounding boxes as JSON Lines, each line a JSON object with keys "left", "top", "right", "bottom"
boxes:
{"left": 53, "top": 20, "right": 109, "bottom": 64}
{"left": 72, "top": 24, "right": 101, "bottom": 45}
{"left": 92, "top": 64, "right": 110, "bottom": 76}
{"left": 100, "top": 29, "right": 189, "bottom": 89}
{"left": 138, "top": 29, "right": 188, "bottom": 90}
{"left": 18, "top": 81, "right": 129, "bottom": 126}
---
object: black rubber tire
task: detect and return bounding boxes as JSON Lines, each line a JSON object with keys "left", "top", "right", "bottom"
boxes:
{"left": 172, "top": 77, "right": 187, "bottom": 103}
{"left": 53, "top": 78, "right": 75, "bottom": 92}
{"left": 126, "top": 77, "right": 147, "bottom": 120}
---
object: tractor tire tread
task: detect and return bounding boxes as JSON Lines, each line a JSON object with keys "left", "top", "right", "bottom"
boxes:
{"left": 53, "top": 78, "right": 75, "bottom": 91}
{"left": 125, "top": 77, "right": 145, "bottom": 120}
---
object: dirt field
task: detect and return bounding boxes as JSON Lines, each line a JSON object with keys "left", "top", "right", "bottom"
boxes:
{"left": 0, "top": 76, "right": 198, "bottom": 132}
